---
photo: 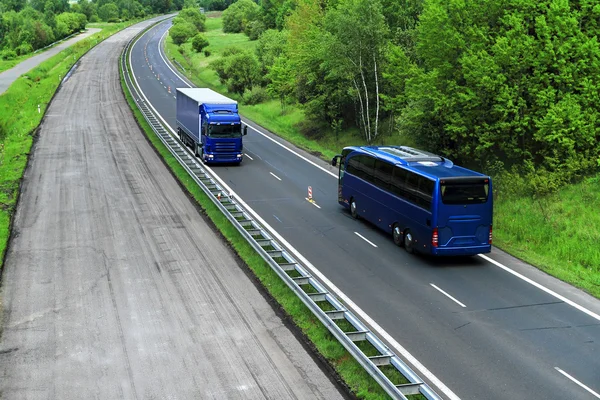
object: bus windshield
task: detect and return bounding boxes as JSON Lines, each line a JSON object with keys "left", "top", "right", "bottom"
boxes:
{"left": 440, "top": 179, "right": 489, "bottom": 204}
{"left": 208, "top": 124, "right": 242, "bottom": 138}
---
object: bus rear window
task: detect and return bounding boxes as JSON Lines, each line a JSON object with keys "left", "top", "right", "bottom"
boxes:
{"left": 441, "top": 180, "right": 489, "bottom": 204}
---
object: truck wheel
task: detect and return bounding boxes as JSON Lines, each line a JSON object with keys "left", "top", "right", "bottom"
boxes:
{"left": 194, "top": 143, "right": 200, "bottom": 157}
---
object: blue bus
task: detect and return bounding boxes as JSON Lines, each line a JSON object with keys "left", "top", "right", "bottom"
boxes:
{"left": 331, "top": 146, "right": 493, "bottom": 256}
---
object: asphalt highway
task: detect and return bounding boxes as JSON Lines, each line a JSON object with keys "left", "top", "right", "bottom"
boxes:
{"left": 129, "top": 19, "right": 600, "bottom": 400}
{"left": 0, "top": 17, "right": 346, "bottom": 400}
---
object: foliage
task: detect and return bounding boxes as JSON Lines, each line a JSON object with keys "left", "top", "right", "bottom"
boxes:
{"left": 178, "top": 6, "right": 206, "bottom": 31}
{"left": 170, "top": 20, "right": 197, "bottom": 45}
{"left": 256, "top": 28, "right": 286, "bottom": 74}
{"left": 97, "top": 3, "right": 119, "bottom": 21}
{"left": 198, "top": 0, "right": 235, "bottom": 11}
{"left": 221, "top": 0, "right": 259, "bottom": 33}
{"left": 242, "top": 85, "right": 269, "bottom": 104}
{"left": 244, "top": 19, "right": 265, "bottom": 40}
{"left": 210, "top": 48, "right": 260, "bottom": 95}
{"left": 191, "top": 32, "right": 209, "bottom": 52}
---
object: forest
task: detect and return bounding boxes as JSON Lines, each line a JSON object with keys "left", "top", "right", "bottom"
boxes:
{"left": 0, "top": 0, "right": 182, "bottom": 59}
{"left": 192, "top": 0, "right": 600, "bottom": 195}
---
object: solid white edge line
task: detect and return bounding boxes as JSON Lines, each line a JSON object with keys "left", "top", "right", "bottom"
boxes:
{"left": 162, "top": 15, "right": 600, "bottom": 326}
{"left": 354, "top": 232, "right": 378, "bottom": 248}
{"left": 270, "top": 172, "right": 282, "bottom": 181}
{"left": 157, "top": 27, "right": 339, "bottom": 180}
{"left": 478, "top": 254, "right": 600, "bottom": 322}
{"left": 430, "top": 284, "right": 467, "bottom": 308}
{"left": 132, "top": 23, "right": 462, "bottom": 400}
{"left": 555, "top": 367, "right": 600, "bottom": 398}
{"left": 156, "top": 27, "right": 600, "bottom": 329}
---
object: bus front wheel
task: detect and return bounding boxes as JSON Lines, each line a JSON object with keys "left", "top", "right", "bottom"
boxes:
{"left": 350, "top": 199, "right": 358, "bottom": 219}
{"left": 404, "top": 229, "right": 414, "bottom": 254}
{"left": 393, "top": 224, "right": 403, "bottom": 247}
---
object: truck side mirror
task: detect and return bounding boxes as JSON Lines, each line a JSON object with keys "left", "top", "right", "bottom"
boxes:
{"left": 331, "top": 155, "right": 341, "bottom": 167}
{"left": 243, "top": 126, "right": 248, "bottom": 136}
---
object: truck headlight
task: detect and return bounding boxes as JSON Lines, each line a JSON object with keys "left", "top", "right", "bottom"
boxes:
{"left": 237, "top": 154, "right": 242, "bottom": 158}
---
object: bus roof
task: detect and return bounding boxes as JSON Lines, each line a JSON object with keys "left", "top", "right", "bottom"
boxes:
{"left": 345, "top": 145, "right": 488, "bottom": 180}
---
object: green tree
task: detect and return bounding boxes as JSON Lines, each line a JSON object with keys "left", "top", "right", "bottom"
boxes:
{"left": 222, "top": 0, "right": 259, "bottom": 33}
{"left": 211, "top": 50, "right": 260, "bottom": 95}
{"left": 324, "top": 0, "right": 389, "bottom": 142}
{"left": 169, "top": 20, "right": 195, "bottom": 44}
{"left": 178, "top": 6, "right": 206, "bottom": 31}
{"left": 256, "top": 28, "right": 287, "bottom": 74}
{"left": 191, "top": 32, "right": 208, "bottom": 52}
{"left": 98, "top": 3, "right": 119, "bottom": 21}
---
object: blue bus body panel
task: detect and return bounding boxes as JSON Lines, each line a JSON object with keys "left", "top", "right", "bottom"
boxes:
{"left": 338, "top": 145, "right": 492, "bottom": 256}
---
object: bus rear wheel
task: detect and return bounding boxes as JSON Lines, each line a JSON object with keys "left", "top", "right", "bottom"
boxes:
{"left": 350, "top": 199, "right": 358, "bottom": 219}
{"left": 393, "top": 224, "right": 403, "bottom": 247}
{"left": 404, "top": 229, "right": 414, "bottom": 254}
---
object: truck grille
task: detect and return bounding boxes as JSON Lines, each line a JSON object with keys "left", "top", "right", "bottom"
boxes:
{"left": 214, "top": 143, "right": 237, "bottom": 152}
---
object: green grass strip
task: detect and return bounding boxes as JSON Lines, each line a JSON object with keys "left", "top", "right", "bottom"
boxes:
{"left": 121, "top": 53, "right": 427, "bottom": 400}
{"left": 164, "top": 15, "right": 600, "bottom": 301}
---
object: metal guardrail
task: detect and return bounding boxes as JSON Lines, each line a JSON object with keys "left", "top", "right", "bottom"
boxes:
{"left": 120, "top": 31, "right": 443, "bottom": 400}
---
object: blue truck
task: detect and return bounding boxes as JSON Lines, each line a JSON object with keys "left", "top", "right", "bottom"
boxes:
{"left": 176, "top": 88, "right": 247, "bottom": 164}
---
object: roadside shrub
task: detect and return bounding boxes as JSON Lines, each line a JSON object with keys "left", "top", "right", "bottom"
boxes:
{"left": 204, "top": 49, "right": 211, "bottom": 57}
{"left": 191, "top": 33, "right": 209, "bottom": 53}
{"left": 242, "top": 86, "right": 269, "bottom": 105}
{"left": 222, "top": 0, "right": 259, "bottom": 33}
{"left": 15, "top": 43, "right": 33, "bottom": 56}
{"left": 170, "top": 21, "right": 196, "bottom": 45}
{"left": 1, "top": 49, "right": 17, "bottom": 60}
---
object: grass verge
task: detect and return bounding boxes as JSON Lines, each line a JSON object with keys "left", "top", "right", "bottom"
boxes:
{"left": 493, "top": 175, "right": 600, "bottom": 297}
{"left": 0, "top": 19, "right": 152, "bottom": 271}
{"left": 122, "top": 38, "right": 426, "bottom": 400}
{"left": 165, "top": 15, "right": 600, "bottom": 300}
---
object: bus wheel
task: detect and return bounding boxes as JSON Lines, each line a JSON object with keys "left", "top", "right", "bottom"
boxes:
{"left": 350, "top": 199, "right": 358, "bottom": 219}
{"left": 393, "top": 224, "right": 403, "bottom": 247}
{"left": 404, "top": 229, "right": 414, "bottom": 254}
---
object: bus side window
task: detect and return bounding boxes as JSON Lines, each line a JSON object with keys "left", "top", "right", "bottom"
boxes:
{"left": 374, "top": 160, "right": 392, "bottom": 190}
{"left": 391, "top": 167, "right": 409, "bottom": 199}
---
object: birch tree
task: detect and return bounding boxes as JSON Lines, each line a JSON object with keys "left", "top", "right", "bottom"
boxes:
{"left": 324, "top": 0, "right": 388, "bottom": 143}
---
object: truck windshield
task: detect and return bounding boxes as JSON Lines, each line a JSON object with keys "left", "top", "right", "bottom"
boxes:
{"left": 208, "top": 124, "right": 242, "bottom": 138}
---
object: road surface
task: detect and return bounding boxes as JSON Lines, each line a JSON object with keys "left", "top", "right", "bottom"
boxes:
{"left": 0, "top": 17, "right": 346, "bottom": 400}
{"left": 129, "top": 18, "right": 600, "bottom": 400}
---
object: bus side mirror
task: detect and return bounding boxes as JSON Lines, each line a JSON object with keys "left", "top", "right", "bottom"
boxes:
{"left": 243, "top": 126, "right": 248, "bottom": 136}
{"left": 331, "top": 155, "right": 341, "bottom": 167}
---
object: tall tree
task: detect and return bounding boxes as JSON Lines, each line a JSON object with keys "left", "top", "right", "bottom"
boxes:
{"left": 324, "top": 0, "right": 389, "bottom": 142}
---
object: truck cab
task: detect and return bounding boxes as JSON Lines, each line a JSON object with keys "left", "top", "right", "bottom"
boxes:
{"left": 200, "top": 104, "right": 247, "bottom": 164}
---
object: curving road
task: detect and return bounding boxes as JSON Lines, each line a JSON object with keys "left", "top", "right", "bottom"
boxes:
{"left": 0, "top": 17, "right": 346, "bottom": 400}
{"left": 130, "top": 18, "right": 600, "bottom": 400}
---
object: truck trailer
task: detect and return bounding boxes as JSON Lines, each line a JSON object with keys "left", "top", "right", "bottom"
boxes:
{"left": 176, "top": 88, "right": 247, "bottom": 164}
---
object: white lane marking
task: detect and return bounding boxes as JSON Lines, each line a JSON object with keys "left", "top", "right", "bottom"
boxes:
{"left": 305, "top": 199, "right": 321, "bottom": 209}
{"left": 155, "top": 25, "right": 339, "bottom": 180}
{"left": 273, "top": 215, "right": 282, "bottom": 223}
{"left": 430, "top": 284, "right": 467, "bottom": 308}
{"left": 354, "top": 232, "right": 378, "bottom": 248}
{"left": 270, "top": 172, "right": 282, "bottom": 181}
{"left": 244, "top": 125, "right": 338, "bottom": 178}
{"left": 133, "top": 26, "right": 460, "bottom": 400}
{"left": 244, "top": 153, "right": 254, "bottom": 160}
{"left": 479, "top": 254, "right": 600, "bottom": 322}
{"left": 555, "top": 367, "right": 600, "bottom": 398}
